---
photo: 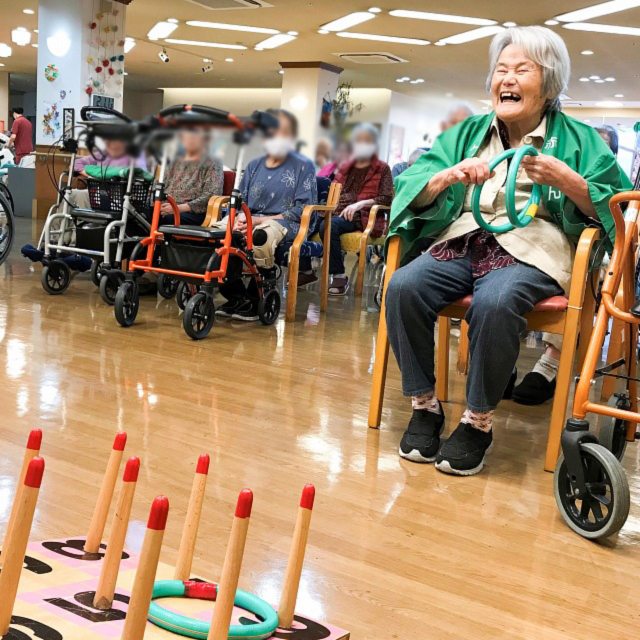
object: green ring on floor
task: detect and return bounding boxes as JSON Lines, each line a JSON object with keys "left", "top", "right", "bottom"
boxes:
{"left": 148, "top": 580, "right": 279, "bottom": 640}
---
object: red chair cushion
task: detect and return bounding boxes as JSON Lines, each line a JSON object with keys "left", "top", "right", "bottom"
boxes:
{"left": 451, "top": 294, "right": 568, "bottom": 312}
{"left": 222, "top": 171, "right": 236, "bottom": 197}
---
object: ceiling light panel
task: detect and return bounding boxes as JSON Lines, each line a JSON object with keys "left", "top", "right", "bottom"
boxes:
{"left": 255, "top": 33, "right": 297, "bottom": 50}
{"left": 147, "top": 21, "right": 178, "bottom": 40}
{"left": 185, "top": 21, "right": 279, "bottom": 34}
{"left": 438, "top": 25, "right": 504, "bottom": 45}
{"left": 389, "top": 9, "right": 497, "bottom": 26}
{"left": 336, "top": 32, "right": 430, "bottom": 45}
{"left": 562, "top": 22, "right": 640, "bottom": 36}
{"left": 556, "top": 0, "right": 640, "bottom": 22}
{"left": 320, "top": 12, "right": 377, "bottom": 31}
{"left": 165, "top": 39, "right": 248, "bottom": 50}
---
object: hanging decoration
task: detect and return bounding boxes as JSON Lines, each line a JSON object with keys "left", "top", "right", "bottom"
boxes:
{"left": 42, "top": 103, "right": 61, "bottom": 138}
{"left": 44, "top": 64, "right": 59, "bottom": 82}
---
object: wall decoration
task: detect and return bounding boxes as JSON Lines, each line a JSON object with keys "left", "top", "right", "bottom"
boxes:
{"left": 320, "top": 95, "right": 332, "bottom": 129}
{"left": 44, "top": 64, "right": 59, "bottom": 82}
{"left": 59, "top": 90, "right": 67, "bottom": 101}
{"left": 42, "top": 103, "right": 61, "bottom": 138}
{"left": 63, "top": 108, "right": 75, "bottom": 139}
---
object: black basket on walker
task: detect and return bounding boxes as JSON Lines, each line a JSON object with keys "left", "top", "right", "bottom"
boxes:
{"left": 86, "top": 178, "right": 152, "bottom": 215}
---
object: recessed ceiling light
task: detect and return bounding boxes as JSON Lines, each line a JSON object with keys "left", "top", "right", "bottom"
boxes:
{"left": 225, "top": 57, "right": 234, "bottom": 62}
{"left": 167, "top": 18, "right": 179, "bottom": 24}
{"left": 255, "top": 33, "right": 297, "bottom": 50}
{"left": 0, "top": 63, "right": 4, "bottom": 67}
{"left": 23, "top": 9, "right": 35, "bottom": 14}
{"left": 318, "top": 29, "right": 329, "bottom": 34}
{"left": 562, "top": 22, "right": 640, "bottom": 36}
{"left": 545, "top": 19, "right": 559, "bottom": 25}
{"left": 279, "top": 69, "right": 285, "bottom": 74}
{"left": 579, "top": 77, "right": 590, "bottom": 81}
{"left": 605, "top": 76, "right": 616, "bottom": 81}
{"left": 389, "top": 9, "right": 498, "bottom": 26}
{"left": 595, "top": 79, "right": 606, "bottom": 83}
{"left": 556, "top": 1, "right": 640, "bottom": 23}
{"left": 503, "top": 21, "right": 517, "bottom": 27}
{"left": 203, "top": 58, "right": 210, "bottom": 62}
{"left": 336, "top": 32, "right": 430, "bottom": 45}
{"left": 595, "top": 100, "right": 624, "bottom": 107}
{"left": 165, "top": 39, "right": 247, "bottom": 50}
{"left": 438, "top": 25, "right": 504, "bottom": 45}
{"left": 369, "top": 7, "right": 382, "bottom": 13}
{"left": 147, "top": 21, "right": 178, "bottom": 40}
{"left": 320, "top": 12, "right": 377, "bottom": 32}
{"left": 615, "top": 93, "right": 624, "bottom": 97}
{"left": 435, "top": 41, "right": 446, "bottom": 46}
{"left": 124, "top": 37, "right": 136, "bottom": 53}
{"left": 185, "top": 21, "right": 279, "bottom": 34}
{"left": 12, "top": 29, "right": 31, "bottom": 46}
{"left": 287, "top": 31, "right": 298, "bottom": 36}
{"left": 396, "top": 78, "right": 405, "bottom": 83}
{"left": 589, "top": 75, "right": 600, "bottom": 79}
{"left": 0, "top": 43, "right": 12, "bottom": 58}
{"left": 581, "top": 50, "right": 594, "bottom": 55}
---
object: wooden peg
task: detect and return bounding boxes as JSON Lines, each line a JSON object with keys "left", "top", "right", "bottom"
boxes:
{"left": 121, "top": 496, "right": 169, "bottom": 640}
{"left": 94, "top": 456, "right": 141, "bottom": 610}
{"left": 1, "top": 430, "right": 42, "bottom": 569}
{"left": 0, "top": 457, "right": 45, "bottom": 636}
{"left": 278, "top": 484, "right": 315, "bottom": 629}
{"left": 85, "top": 432, "right": 127, "bottom": 553}
{"left": 174, "top": 454, "right": 210, "bottom": 581}
{"left": 207, "top": 489, "right": 253, "bottom": 640}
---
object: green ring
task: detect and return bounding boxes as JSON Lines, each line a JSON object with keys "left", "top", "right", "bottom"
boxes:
{"left": 148, "top": 580, "right": 279, "bottom": 640}
{"left": 471, "top": 144, "right": 541, "bottom": 234}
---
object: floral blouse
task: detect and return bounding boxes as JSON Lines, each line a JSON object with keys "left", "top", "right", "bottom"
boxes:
{"left": 164, "top": 157, "right": 224, "bottom": 215}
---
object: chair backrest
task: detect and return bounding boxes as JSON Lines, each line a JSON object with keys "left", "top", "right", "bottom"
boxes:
{"left": 327, "top": 181, "right": 341, "bottom": 207}
{"left": 316, "top": 176, "right": 332, "bottom": 205}
{"left": 223, "top": 170, "right": 236, "bottom": 196}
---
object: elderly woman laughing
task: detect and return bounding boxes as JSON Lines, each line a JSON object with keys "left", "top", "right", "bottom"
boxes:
{"left": 386, "top": 26, "right": 632, "bottom": 476}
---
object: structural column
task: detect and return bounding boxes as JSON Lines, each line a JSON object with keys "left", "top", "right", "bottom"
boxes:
{"left": 279, "top": 62, "right": 342, "bottom": 158}
{"left": 0, "top": 72, "right": 8, "bottom": 134}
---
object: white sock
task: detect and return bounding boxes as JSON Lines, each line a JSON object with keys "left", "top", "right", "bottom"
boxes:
{"left": 412, "top": 392, "right": 441, "bottom": 414}
{"left": 532, "top": 351, "right": 559, "bottom": 382}
{"left": 461, "top": 409, "right": 494, "bottom": 433}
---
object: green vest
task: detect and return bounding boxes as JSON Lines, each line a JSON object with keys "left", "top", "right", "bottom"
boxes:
{"left": 390, "top": 110, "right": 633, "bottom": 262}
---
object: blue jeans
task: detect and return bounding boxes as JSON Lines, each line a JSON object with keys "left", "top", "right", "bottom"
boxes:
{"left": 385, "top": 252, "right": 562, "bottom": 412}
{"left": 318, "top": 217, "right": 358, "bottom": 275}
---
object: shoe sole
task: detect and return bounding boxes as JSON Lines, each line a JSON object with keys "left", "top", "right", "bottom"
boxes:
{"left": 230, "top": 315, "right": 259, "bottom": 322}
{"left": 511, "top": 393, "right": 554, "bottom": 406}
{"left": 435, "top": 442, "right": 494, "bottom": 476}
{"left": 215, "top": 310, "right": 234, "bottom": 317}
{"left": 398, "top": 447, "right": 437, "bottom": 463}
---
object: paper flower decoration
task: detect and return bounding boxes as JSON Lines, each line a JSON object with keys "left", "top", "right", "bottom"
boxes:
{"left": 102, "top": 59, "right": 109, "bottom": 67}
{"left": 118, "top": 55, "right": 125, "bottom": 62}
{"left": 93, "top": 79, "right": 101, "bottom": 88}
{"left": 86, "top": 86, "right": 93, "bottom": 95}
{"left": 90, "top": 22, "right": 97, "bottom": 29}
{"left": 44, "top": 64, "right": 59, "bottom": 82}
{"left": 108, "top": 68, "right": 115, "bottom": 76}
{"left": 118, "top": 39, "right": 125, "bottom": 47}
{"left": 96, "top": 12, "right": 104, "bottom": 19}
{"left": 104, "top": 26, "right": 112, "bottom": 33}
{"left": 113, "top": 25, "right": 119, "bottom": 32}
{"left": 95, "top": 66, "right": 102, "bottom": 73}
{"left": 113, "top": 9, "right": 119, "bottom": 16}
{"left": 87, "top": 56, "right": 94, "bottom": 64}
{"left": 110, "top": 55, "right": 116, "bottom": 62}
{"left": 117, "top": 68, "right": 124, "bottom": 75}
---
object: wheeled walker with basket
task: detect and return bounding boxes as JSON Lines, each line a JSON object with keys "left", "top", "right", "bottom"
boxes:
{"left": 554, "top": 192, "right": 640, "bottom": 539}
{"left": 114, "top": 104, "right": 282, "bottom": 340}
{"left": 39, "top": 106, "right": 152, "bottom": 303}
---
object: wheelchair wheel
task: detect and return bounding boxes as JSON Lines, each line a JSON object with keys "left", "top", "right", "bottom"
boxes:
{"left": 114, "top": 280, "right": 139, "bottom": 327}
{"left": 41, "top": 260, "right": 71, "bottom": 295}
{"left": 599, "top": 395, "right": 631, "bottom": 461}
{"left": 176, "top": 282, "right": 199, "bottom": 311}
{"left": 258, "top": 289, "right": 281, "bottom": 326}
{"left": 90, "top": 260, "right": 101, "bottom": 287}
{"left": 554, "top": 442, "right": 630, "bottom": 539}
{"left": 183, "top": 292, "right": 215, "bottom": 340}
{"left": 99, "top": 271, "right": 125, "bottom": 306}
{"left": 0, "top": 191, "right": 15, "bottom": 267}
{"left": 158, "top": 273, "right": 179, "bottom": 299}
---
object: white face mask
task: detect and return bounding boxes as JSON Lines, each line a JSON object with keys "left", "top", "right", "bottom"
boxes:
{"left": 264, "top": 136, "right": 294, "bottom": 159}
{"left": 353, "top": 142, "right": 376, "bottom": 161}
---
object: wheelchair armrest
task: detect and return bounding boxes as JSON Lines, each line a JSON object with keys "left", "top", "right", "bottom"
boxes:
{"left": 203, "top": 195, "right": 231, "bottom": 227}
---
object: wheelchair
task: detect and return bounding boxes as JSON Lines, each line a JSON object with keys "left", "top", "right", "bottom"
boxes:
{"left": 114, "top": 104, "right": 282, "bottom": 340}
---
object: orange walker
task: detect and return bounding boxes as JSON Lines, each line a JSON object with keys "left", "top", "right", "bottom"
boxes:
{"left": 554, "top": 192, "right": 640, "bottom": 539}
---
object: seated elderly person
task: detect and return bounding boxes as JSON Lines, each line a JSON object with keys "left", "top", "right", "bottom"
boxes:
{"left": 320, "top": 124, "right": 393, "bottom": 296}
{"left": 317, "top": 140, "right": 352, "bottom": 181}
{"left": 440, "top": 101, "right": 475, "bottom": 132}
{"left": 392, "top": 148, "right": 427, "bottom": 181}
{"left": 386, "top": 26, "right": 631, "bottom": 476}
{"left": 216, "top": 108, "right": 317, "bottom": 321}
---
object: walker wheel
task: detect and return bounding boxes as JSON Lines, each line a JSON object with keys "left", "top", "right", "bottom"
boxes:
{"left": 157, "top": 273, "right": 179, "bottom": 299}
{"left": 99, "top": 270, "right": 125, "bottom": 306}
{"left": 258, "top": 288, "right": 280, "bottom": 325}
{"left": 183, "top": 292, "right": 215, "bottom": 340}
{"left": 90, "top": 260, "right": 101, "bottom": 287}
{"left": 176, "top": 282, "right": 199, "bottom": 311}
{"left": 599, "top": 395, "right": 630, "bottom": 461}
{"left": 114, "top": 280, "right": 139, "bottom": 327}
{"left": 554, "top": 442, "right": 630, "bottom": 539}
{"left": 41, "top": 260, "right": 71, "bottom": 295}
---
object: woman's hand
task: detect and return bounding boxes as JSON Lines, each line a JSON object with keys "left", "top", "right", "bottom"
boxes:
{"left": 160, "top": 202, "right": 174, "bottom": 214}
{"left": 520, "top": 154, "right": 568, "bottom": 189}
{"left": 341, "top": 202, "right": 363, "bottom": 221}
{"left": 441, "top": 158, "right": 494, "bottom": 187}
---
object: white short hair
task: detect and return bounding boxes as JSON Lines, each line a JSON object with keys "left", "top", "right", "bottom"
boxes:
{"left": 486, "top": 26, "right": 570, "bottom": 112}
{"left": 350, "top": 122, "right": 379, "bottom": 145}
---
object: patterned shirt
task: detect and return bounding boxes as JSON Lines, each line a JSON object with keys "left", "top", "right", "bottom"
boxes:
{"left": 164, "top": 156, "right": 224, "bottom": 215}
{"left": 240, "top": 152, "right": 317, "bottom": 236}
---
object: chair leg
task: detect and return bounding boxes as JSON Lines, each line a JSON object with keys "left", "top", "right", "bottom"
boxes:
{"left": 368, "top": 236, "right": 401, "bottom": 429}
{"left": 600, "top": 315, "right": 624, "bottom": 401}
{"left": 355, "top": 238, "right": 368, "bottom": 297}
{"left": 285, "top": 247, "right": 300, "bottom": 323}
{"left": 544, "top": 309, "right": 580, "bottom": 472}
{"left": 577, "top": 270, "right": 598, "bottom": 369}
{"left": 320, "top": 212, "right": 331, "bottom": 313}
{"left": 457, "top": 320, "right": 470, "bottom": 374}
{"left": 436, "top": 317, "right": 450, "bottom": 402}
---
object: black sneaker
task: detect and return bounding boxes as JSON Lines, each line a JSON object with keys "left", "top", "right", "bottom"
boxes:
{"left": 435, "top": 422, "right": 493, "bottom": 476}
{"left": 512, "top": 372, "right": 556, "bottom": 405}
{"left": 502, "top": 368, "right": 518, "bottom": 400}
{"left": 231, "top": 299, "right": 259, "bottom": 322}
{"left": 216, "top": 298, "right": 244, "bottom": 318}
{"left": 398, "top": 403, "right": 445, "bottom": 463}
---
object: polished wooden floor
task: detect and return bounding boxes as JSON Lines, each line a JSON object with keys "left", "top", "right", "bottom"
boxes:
{"left": 1, "top": 219, "right": 640, "bottom": 639}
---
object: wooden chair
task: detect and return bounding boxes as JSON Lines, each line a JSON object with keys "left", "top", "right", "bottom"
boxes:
{"left": 285, "top": 182, "right": 342, "bottom": 322}
{"left": 202, "top": 170, "right": 236, "bottom": 227}
{"left": 368, "top": 227, "right": 600, "bottom": 472}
